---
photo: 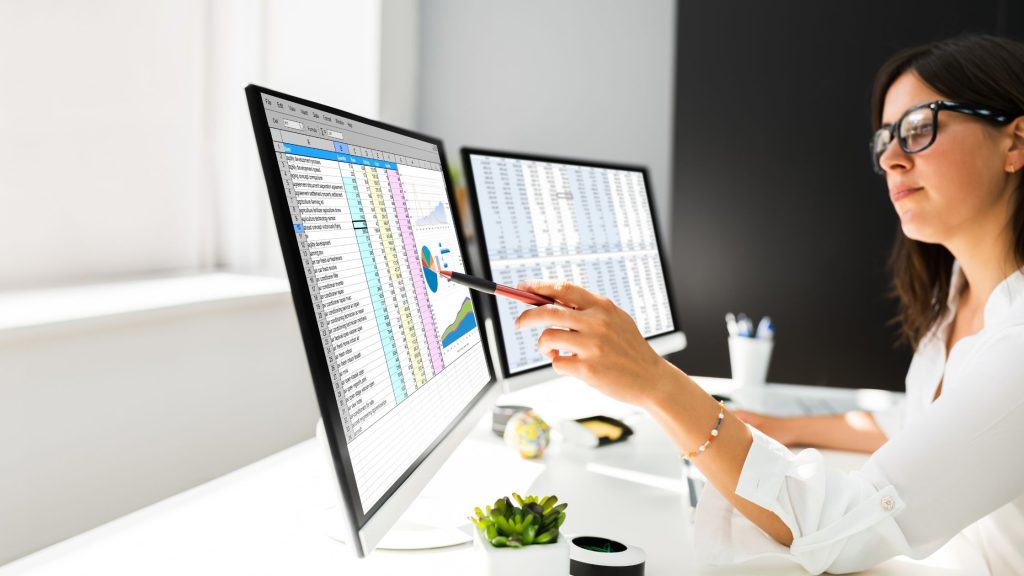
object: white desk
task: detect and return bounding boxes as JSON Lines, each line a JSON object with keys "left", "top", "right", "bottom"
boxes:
{"left": 0, "top": 378, "right": 981, "bottom": 575}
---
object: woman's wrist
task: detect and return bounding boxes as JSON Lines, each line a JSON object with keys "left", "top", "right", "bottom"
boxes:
{"left": 640, "top": 359, "right": 687, "bottom": 412}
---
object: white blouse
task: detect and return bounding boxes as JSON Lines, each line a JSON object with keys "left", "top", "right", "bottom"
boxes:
{"left": 694, "top": 261, "right": 1024, "bottom": 575}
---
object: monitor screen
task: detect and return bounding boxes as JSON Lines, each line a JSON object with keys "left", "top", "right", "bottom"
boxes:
{"left": 464, "top": 149, "right": 676, "bottom": 377}
{"left": 248, "top": 87, "right": 493, "bottom": 537}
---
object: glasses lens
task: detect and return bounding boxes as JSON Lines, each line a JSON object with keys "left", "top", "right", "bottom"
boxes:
{"left": 871, "top": 128, "right": 891, "bottom": 173}
{"left": 899, "top": 108, "right": 935, "bottom": 152}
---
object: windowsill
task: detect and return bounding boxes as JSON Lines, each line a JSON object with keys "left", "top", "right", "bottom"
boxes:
{"left": 0, "top": 273, "right": 292, "bottom": 341}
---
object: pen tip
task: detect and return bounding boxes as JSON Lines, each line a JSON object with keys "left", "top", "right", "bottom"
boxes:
{"left": 440, "top": 270, "right": 452, "bottom": 279}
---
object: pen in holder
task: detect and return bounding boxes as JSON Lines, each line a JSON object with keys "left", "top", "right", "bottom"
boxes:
{"left": 728, "top": 335, "right": 773, "bottom": 388}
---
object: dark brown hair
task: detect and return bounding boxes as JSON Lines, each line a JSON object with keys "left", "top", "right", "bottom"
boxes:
{"left": 870, "top": 35, "right": 1024, "bottom": 347}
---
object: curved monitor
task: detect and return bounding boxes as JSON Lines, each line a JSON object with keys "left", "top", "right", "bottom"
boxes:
{"left": 246, "top": 86, "right": 495, "bottom": 557}
{"left": 463, "top": 148, "right": 685, "bottom": 387}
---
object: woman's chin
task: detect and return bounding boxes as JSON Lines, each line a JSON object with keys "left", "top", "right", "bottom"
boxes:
{"left": 899, "top": 218, "right": 941, "bottom": 244}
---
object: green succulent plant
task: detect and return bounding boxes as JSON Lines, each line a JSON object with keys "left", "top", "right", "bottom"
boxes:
{"left": 468, "top": 493, "right": 567, "bottom": 548}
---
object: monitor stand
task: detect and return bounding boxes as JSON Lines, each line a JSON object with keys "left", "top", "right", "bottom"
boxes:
{"left": 315, "top": 419, "right": 474, "bottom": 550}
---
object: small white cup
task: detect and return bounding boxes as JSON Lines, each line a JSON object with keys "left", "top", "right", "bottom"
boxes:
{"left": 728, "top": 336, "right": 773, "bottom": 388}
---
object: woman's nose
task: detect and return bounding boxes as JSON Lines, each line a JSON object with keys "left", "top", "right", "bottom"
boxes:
{"left": 878, "top": 138, "right": 912, "bottom": 173}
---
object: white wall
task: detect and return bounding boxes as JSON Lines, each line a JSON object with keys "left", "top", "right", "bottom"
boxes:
{"left": 0, "top": 0, "right": 385, "bottom": 291}
{"left": 0, "top": 0, "right": 211, "bottom": 290}
{"left": 414, "top": 0, "right": 678, "bottom": 239}
{"left": 380, "top": 0, "right": 421, "bottom": 128}
{"left": 0, "top": 292, "right": 318, "bottom": 565}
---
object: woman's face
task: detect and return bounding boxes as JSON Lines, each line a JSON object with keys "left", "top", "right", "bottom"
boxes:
{"left": 878, "top": 71, "right": 1014, "bottom": 246}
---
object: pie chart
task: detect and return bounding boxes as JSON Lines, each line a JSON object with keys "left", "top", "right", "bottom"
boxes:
{"left": 421, "top": 246, "right": 438, "bottom": 292}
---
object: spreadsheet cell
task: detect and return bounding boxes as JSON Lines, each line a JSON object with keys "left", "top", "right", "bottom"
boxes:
{"left": 470, "top": 154, "right": 675, "bottom": 375}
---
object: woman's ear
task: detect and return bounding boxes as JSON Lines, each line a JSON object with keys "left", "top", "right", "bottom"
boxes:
{"left": 1007, "top": 116, "right": 1024, "bottom": 174}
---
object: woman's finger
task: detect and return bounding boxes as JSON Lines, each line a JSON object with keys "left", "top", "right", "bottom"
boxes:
{"left": 535, "top": 327, "right": 588, "bottom": 357}
{"left": 550, "top": 353, "right": 586, "bottom": 379}
{"left": 516, "top": 303, "right": 589, "bottom": 331}
{"left": 517, "top": 280, "right": 603, "bottom": 310}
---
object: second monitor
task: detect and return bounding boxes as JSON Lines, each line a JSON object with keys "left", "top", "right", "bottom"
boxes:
{"left": 463, "top": 148, "right": 684, "bottom": 382}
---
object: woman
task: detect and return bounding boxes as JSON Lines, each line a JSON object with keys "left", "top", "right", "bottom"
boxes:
{"left": 515, "top": 35, "right": 1024, "bottom": 574}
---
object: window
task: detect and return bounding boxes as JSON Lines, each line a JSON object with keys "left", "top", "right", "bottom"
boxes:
{"left": 0, "top": 0, "right": 383, "bottom": 292}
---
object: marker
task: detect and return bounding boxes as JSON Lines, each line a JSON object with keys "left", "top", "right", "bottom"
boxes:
{"left": 440, "top": 270, "right": 556, "bottom": 306}
{"left": 756, "top": 316, "right": 774, "bottom": 340}
{"left": 736, "top": 313, "right": 754, "bottom": 338}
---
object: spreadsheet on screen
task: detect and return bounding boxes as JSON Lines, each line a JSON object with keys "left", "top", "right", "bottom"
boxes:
{"left": 468, "top": 153, "right": 675, "bottom": 375}
{"left": 260, "top": 94, "right": 490, "bottom": 512}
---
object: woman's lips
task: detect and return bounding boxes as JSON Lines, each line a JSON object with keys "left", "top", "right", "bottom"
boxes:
{"left": 891, "top": 186, "right": 923, "bottom": 202}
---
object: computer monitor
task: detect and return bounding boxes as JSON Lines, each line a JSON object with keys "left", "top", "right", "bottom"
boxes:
{"left": 246, "top": 85, "right": 497, "bottom": 557}
{"left": 462, "top": 148, "right": 685, "bottom": 389}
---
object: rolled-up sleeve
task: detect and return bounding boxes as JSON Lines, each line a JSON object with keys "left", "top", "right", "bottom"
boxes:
{"left": 695, "top": 428, "right": 912, "bottom": 574}
{"left": 694, "top": 327, "right": 1024, "bottom": 574}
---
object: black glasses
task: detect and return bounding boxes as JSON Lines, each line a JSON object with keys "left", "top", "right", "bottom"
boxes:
{"left": 870, "top": 100, "right": 1014, "bottom": 175}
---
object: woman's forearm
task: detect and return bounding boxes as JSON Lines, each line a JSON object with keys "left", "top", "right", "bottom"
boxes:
{"left": 788, "top": 411, "right": 888, "bottom": 453}
{"left": 643, "top": 361, "right": 794, "bottom": 547}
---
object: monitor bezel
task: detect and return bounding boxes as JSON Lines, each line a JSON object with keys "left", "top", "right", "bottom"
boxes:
{"left": 461, "top": 147, "right": 683, "bottom": 380}
{"left": 246, "top": 85, "right": 496, "bottom": 556}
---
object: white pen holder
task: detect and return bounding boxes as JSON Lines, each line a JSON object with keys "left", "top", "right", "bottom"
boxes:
{"left": 728, "top": 336, "right": 773, "bottom": 389}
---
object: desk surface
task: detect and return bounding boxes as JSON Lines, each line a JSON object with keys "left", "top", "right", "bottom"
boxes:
{"left": 1, "top": 378, "right": 979, "bottom": 575}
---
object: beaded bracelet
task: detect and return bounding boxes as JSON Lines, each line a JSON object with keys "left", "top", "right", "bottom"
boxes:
{"left": 684, "top": 400, "right": 726, "bottom": 460}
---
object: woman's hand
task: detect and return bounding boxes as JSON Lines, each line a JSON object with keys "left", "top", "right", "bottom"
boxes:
{"left": 513, "top": 280, "right": 674, "bottom": 407}
{"left": 731, "top": 409, "right": 798, "bottom": 445}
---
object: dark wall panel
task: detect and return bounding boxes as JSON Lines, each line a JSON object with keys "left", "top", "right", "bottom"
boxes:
{"left": 668, "top": 1, "right": 1021, "bottom": 389}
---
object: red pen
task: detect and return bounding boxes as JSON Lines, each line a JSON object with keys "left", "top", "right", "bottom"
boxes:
{"left": 439, "top": 270, "right": 556, "bottom": 306}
